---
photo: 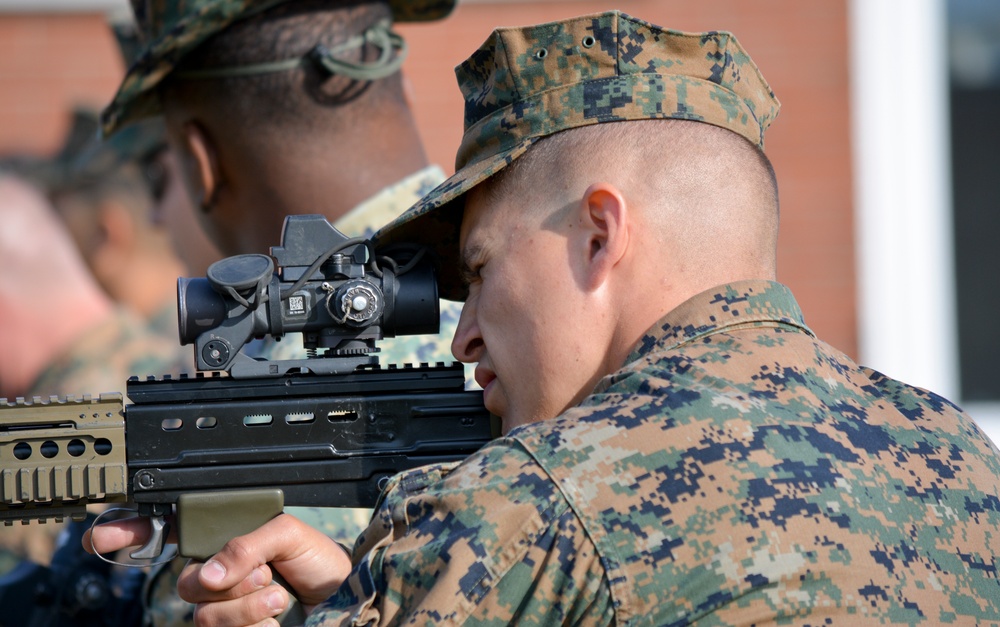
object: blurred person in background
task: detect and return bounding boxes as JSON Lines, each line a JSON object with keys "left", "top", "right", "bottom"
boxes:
{"left": 0, "top": 144, "right": 189, "bottom": 400}
{"left": 0, "top": 169, "right": 186, "bottom": 575}
{"left": 0, "top": 95, "right": 200, "bottom": 587}
{"left": 49, "top": 110, "right": 216, "bottom": 343}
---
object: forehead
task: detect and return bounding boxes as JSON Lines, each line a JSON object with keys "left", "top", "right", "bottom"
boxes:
{"left": 459, "top": 182, "right": 502, "bottom": 249}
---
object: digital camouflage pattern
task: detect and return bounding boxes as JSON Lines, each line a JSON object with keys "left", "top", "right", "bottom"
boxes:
{"left": 309, "top": 280, "right": 1000, "bottom": 626}
{"left": 375, "top": 10, "right": 781, "bottom": 301}
{"left": 102, "top": 0, "right": 457, "bottom": 135}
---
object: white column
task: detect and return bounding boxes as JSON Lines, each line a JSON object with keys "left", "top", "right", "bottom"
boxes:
{"left": 850, "top": 0, "right": 1000, "bottom": 446}
{"left": 849, "top": 0, "right": 959, "bottom": 399}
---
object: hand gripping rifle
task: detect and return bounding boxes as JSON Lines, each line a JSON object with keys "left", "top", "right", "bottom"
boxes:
{"left": 0, "top": 215, "right": 494, "bottom": 625}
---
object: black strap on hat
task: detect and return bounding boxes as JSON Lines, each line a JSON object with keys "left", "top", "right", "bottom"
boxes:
{"left": 173, "top": 19, "right": 407, "bottom": 82}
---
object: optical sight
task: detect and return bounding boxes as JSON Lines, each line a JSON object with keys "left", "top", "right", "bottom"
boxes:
{"left": 176, "top": 215, "right": 438, "bottom": 378}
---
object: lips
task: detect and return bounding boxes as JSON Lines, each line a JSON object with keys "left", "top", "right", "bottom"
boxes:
{"left": 474, "top": 365, "right": 496, "bottom": 391}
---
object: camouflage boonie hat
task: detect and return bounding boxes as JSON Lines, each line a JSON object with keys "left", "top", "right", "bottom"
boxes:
{"left": 375, "top": 10, "right": 780, "bottom": 301}
{"left": 102, "top": 0, "right": 456, "bottom": 136}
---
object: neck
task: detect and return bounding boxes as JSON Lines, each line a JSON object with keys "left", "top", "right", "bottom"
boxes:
{"left": 227, "top": 112, "right": 430, "bottom": 254}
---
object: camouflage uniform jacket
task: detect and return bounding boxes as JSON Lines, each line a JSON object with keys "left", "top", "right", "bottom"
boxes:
{"left": 309, "top": 280, "right": 1000, "bottom": 626}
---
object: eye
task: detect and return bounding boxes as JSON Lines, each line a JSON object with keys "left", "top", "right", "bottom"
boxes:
{"left": 460, "top": 262, "right": 483, "bottom": 286}
{"left": 459, "top": 243, "right": 488, "bottom": 286}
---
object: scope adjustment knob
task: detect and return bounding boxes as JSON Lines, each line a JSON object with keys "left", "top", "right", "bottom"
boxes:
{"left": 328, "top": 280, "right": 383, "bottom": 327}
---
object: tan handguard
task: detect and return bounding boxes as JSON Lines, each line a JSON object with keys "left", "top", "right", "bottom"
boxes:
{"left": 0, "top": 394, "right": 128, "bottom": 525}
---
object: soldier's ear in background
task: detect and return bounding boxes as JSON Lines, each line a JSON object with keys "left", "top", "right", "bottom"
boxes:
{"left": 179, "top": 121, "right": 221, "bottom": 212}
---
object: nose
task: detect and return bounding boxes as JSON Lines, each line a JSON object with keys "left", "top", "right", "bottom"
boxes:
{"left": 451, "top": 296, "right": 484, "bottom": 364}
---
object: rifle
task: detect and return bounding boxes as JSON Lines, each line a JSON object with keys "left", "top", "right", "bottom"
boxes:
{"left": 0, "top": 215, "right": 494, "bottom": 624}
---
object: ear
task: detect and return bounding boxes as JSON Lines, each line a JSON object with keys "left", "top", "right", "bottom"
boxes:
{"left": 180, "top": 121, "right": 221, "bottom": 211}
{"left": 577, "top": 182, "right": 630, "bottom": 291}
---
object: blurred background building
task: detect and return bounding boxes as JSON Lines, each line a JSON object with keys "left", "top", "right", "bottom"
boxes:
{"left": 1, "top": 0, "right": 997, "bottom": 443}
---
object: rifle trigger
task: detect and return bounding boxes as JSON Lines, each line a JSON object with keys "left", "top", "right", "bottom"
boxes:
{"left": 130, "top": 515, "right": 169, "bottom": 560}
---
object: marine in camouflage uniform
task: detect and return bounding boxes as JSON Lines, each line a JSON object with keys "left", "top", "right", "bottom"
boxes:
{"left": 99, "top": 1, "right": 464, "bottom": 624}
{"left": 101, "top": 0, "right": 466, "bottom": 379}
{"left": 304, "top": 11, "right": 1000, "bottom": 625}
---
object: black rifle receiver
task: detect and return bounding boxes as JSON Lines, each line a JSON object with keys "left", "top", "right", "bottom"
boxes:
{"left": 123, "top": 361, "right": 491, "bottom": 559}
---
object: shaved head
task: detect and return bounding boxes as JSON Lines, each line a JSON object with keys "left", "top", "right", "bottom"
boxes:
{"left": 484, "top": 119, "right": 780, "bottom": 281}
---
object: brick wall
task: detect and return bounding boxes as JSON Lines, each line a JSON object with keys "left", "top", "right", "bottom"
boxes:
{"left": 0, "top": 0, "right": 857, "bottom": 357}
{"left": 0, "top": 12, "right": 123, "bottom": 155}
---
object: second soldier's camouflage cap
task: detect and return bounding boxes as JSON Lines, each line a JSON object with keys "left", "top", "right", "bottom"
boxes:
{"left": 375, "top": 10, "right": 781, "bottom": 301}
{"left": 101, "top": 0, "right": 456, "bottom": 136}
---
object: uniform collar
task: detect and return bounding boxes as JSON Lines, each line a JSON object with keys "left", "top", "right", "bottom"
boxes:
{"left": 619, "top": 280, "right": 813, "bottom": 370}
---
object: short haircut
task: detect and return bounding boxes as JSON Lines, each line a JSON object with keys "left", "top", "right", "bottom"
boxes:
{"left": 480, "top": 119, "right": 781, "bottom": 275}
{"left": 486, "top": 119, "right": 778, "bottom": 212}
